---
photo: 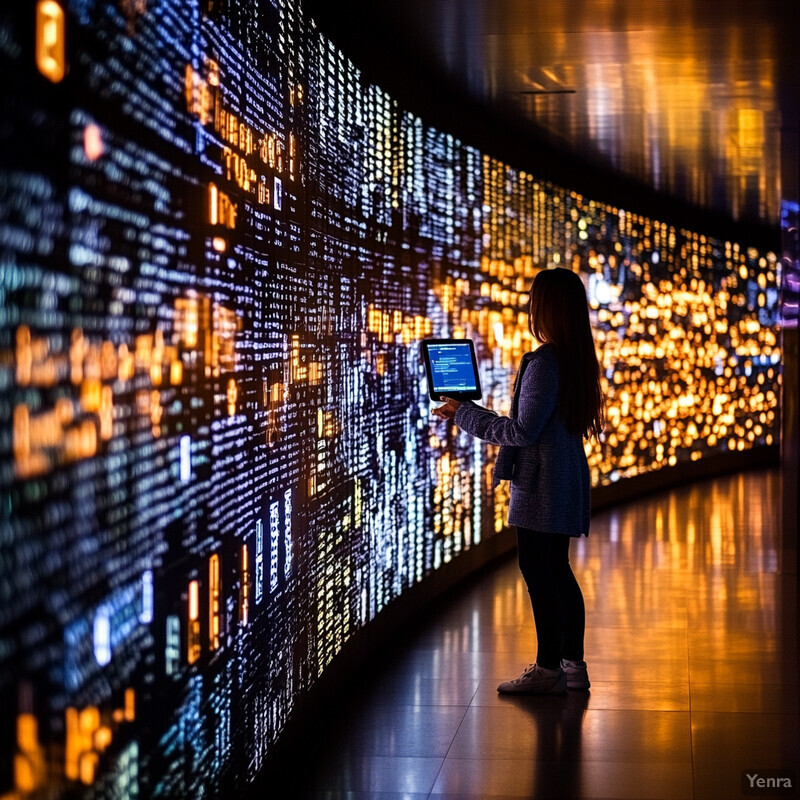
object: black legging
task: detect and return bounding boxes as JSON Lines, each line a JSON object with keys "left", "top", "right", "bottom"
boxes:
{"left": 516, "top": 528, "right": 586, "bottom": 670}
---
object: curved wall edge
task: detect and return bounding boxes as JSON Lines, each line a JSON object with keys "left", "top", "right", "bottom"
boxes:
{"left": 252, "top": 445, "right": 779, "bottom": 794}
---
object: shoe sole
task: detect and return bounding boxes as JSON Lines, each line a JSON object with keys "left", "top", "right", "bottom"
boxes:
{"left": 566, "top": 681, "right": 591, "bottom": 690}
{"left": 497, "top": 680, "right": 568, "bottom": 695}
{"left": 564, "top": 668, "right": 590, "bottom": 690}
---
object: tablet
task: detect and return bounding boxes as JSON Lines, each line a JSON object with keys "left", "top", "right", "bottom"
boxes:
{"left": 421, "top": 338, "right": 482, "bottom": 401}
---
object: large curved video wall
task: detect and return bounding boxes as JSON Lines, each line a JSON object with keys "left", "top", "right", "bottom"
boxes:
{"left": 0, "top": 0, "right": 780, "bottom": 797}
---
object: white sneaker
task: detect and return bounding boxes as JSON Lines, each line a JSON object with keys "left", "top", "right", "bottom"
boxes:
{"left": 497, "top": 663, "right": 567, "bottom": 695}
{"left": 560, "top": 658, "right": 590, "bottom": 689}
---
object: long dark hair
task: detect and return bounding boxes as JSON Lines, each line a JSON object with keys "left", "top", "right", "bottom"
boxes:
{"left": 528, "top": 268, "right": 605, "bottom": 439}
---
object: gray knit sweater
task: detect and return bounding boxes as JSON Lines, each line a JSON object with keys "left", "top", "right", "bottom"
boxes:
{"left": 454, "top": 343, "right": 590, "bottom": 536}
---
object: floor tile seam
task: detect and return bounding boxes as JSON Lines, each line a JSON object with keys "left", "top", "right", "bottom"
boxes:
{"left": 689, "top": 706, "right": 798, "bottom": 714}
{"left": 535, "top": 704, "right": 690, "bottom": 712}
{"left": 366, "top": 703, "right": 477, "bottom": 712}
{"left": 426, "top": 754, "right": 702, "bottom": 773}
{"left": 579, "top": 706, "right": 692, "bottom": 716}
{"left": 426, "top": 695, "right": 479, "bottom": 797}
{"left": 442, "top": 710, "right": 695, "bottom": 761}
{"left": 688, "top": 708, "right": 800, "bottom": 719}
{"left": 425, "top": 680, "right": 485, "bottom": 799}
{"left": 685, "top": 606, "right": 698, "bottom": 800}
{"left": 468, "top": 702, "right": 691, "bottom": 711}
{"left": 688, "top": 680, "right": 800, "bottom": 687}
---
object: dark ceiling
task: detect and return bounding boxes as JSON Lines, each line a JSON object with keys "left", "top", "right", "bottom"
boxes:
{"left": 306, "top": 0, "right": 799, "bottom": 248}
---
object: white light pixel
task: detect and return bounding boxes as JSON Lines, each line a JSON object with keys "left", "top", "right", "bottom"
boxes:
{"left": 283, "top": 489, "right": 292, "bottom": 578}
{"left": 165, "top": 615, "right": 180, "bottom": 676}
{"left": 93, "top": 605, "right": 112, "bottom": 666}
{"left": 140, "top": 570, "right": 153, "bottom": 624}
{"left": 269, "top": 500, "right": 279, "bottom": 593}
{"left": 180, "top": 435, "right": 191, "bottom": 483}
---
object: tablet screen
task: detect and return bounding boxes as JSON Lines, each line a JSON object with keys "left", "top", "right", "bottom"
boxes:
{"left": 422, "top": 339, "right": 482, "bottom": 401}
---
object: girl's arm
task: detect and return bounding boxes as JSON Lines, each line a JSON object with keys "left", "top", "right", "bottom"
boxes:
{"left": 453, "top": 355, "right": 558, "bottom": 446}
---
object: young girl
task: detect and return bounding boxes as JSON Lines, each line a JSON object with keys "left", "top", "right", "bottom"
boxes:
{"left": 433, "top": 267, "right": 605, "bottom": 694}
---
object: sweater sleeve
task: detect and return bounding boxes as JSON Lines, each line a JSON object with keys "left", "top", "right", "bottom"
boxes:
{"left": 453, "top": 351, "right": 559, "bottom": 446}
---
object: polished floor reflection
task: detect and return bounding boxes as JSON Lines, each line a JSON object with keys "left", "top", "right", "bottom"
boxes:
{"left": 288, "top": 469, "right": 798, "bottom": 799}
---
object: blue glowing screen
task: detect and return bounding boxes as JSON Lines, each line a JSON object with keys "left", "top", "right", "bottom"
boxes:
{"left": 425, "top": 341, "right": 481, "bottom": 395}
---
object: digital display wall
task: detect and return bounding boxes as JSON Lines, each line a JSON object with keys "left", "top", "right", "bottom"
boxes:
{"left": 0, "top": 0, "right": 780, "bottom": 797}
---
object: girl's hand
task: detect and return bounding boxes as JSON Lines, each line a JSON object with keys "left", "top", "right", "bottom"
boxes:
{"left": 431, "top": 397, "right": 461, "bottom": 420}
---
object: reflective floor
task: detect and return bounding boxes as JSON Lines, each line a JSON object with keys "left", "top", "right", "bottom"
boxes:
{"left": 289, "top": 469, "right": 798, "bottom": 799}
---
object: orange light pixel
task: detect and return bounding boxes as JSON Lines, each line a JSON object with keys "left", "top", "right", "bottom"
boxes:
{"left": 36, "top": 0, "right": 66, "bottom": 83}
{"left": 184, "top": 63, "right": 212, "bottom": 125}
{"left": 226, "top": 378, "right": 237, "bottom": 417}
{"left": 209, "top": 554, "right": 220, "bottom": 650}
{"left": 124, "top": 688, "right": 135, "bottom": 722}
{"left": 208, "top": 183, "right": 238, "bottom": 229}
{"left": 84, "top": 123, "right": 104, "bottom": 161}
{"left": 12, "top": 713, "right": 45, "bottom": 793}
{"left": 64, "top": 700, "right": 135, "bottom": 787}
{"left": 188, "top": 580, "right": 200, "bottom": 664}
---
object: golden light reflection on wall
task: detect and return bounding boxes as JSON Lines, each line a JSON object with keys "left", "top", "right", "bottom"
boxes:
{"left": 8, "top": 292, "right": 241, "bottom": 479}
{"left": 367, "top": 304, "right": 433, "bottom": 344}
{"left": 477, "top": 157, "right": 779, "bottom": 489}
